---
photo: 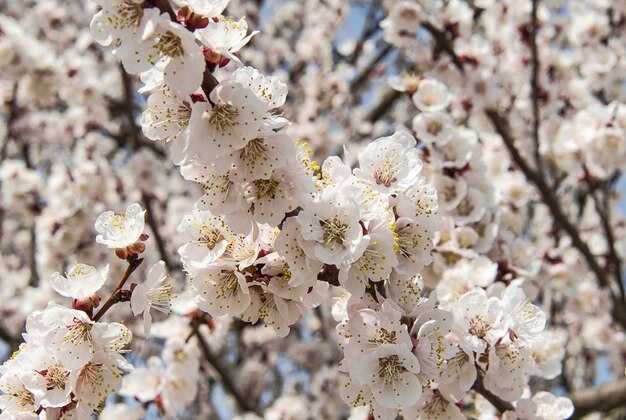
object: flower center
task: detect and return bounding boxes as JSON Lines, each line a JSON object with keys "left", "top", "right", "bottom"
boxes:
{"left": 395, "top": 225, "right": 419, "bottom": 259}
{"left": 373, "top": 161, "right": 398, "bottom": 187}
{"left": 113, "top": 1, "right": 143, "bottom": 30}
{"left": 369, "top": 328, "right": 398, "bottom": 345}
{"left": 240, "top": 138, "right": 268, "bottom": 165}
{"left": 216, "top": 270, "right": 239, "bottom": 299}
{"left": 427, "top": 120, "right": 442, "bottom": 136}
{"left": 252, "top": 178, "right": 279, "bottom": 199}
{"left": 157, "top": 31, "right": 184, "bottom": 58}
{"left": 208, "top": 103, "right": 239, "bottom": 134}
{"left": 198, "top": 225, "right": 224, "bottom": 250}
{"left": 378, "top": 355, "right": 407, "bottom": 382}
{"left": 43, "top": 365, "right": 70, "bottom": 391}
{"left": 147, "top": 282, "right": 173, "bottom": 314}
{"left": 79, "top": 362, "right": 105, "bottom": 387}
{"left": 65, "top": 320, "right": 93, "bottom": 345}
{"left": 468, "top": 315, "right": 491, "bottom": 338}
{"left": 456, "top": 198, "right": 474, "bottom": 216}
{"left": 321, "top": 217, "right": 349, "bottom": 245}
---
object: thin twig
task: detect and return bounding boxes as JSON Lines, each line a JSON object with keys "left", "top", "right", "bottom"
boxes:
{"left": 422, "top": 22, "right": 465, "bottom": 73}
{"left": 346, "top": 0, "right": 383, "bottom": 64}
{"left": 27, "top": 227, "right": 39, "bottom": 287}
{"left": 485, "top": 109, "right": 626, "bottom": 330}
{"left": 141, "top": 191, "right": 178, "bottom": 272}
{"left": 365, "top": 88, "right": 403, "bottom": 124}
{"left": 349, "top": 43, "right": 393, "bottom": 92}
{"left": 570, "top": 376, "right": 626, "bottom": 419}
{"left": 474, "top": 370, "right": 515, "bottom": 413}
{"left": 93, "top": 257, "right": 143, "bottom": 322}
{"left": 195, "top": 329, "right": 261, "bottom": 415}
{"left": 120, "top": 67, "right": 140, "bottom": 151}
{"left": 591, "top": 185, "right": 625, "bottom": 300}
{"left": 1, "top": 82, "right": 18, "bottom": 163}
{"left": 530, "top": 0, "right": 543, "bottom": 173}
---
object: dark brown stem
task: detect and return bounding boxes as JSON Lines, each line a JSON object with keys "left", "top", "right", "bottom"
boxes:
{"left": 92, "top": 257, "right": 143, "bottom": 322}
{"left": 141, "top": 191, "right": 178, "bottom": 272}
{"left": 150, "top": 0, "right": 176, "bottom": 20}
{"left": 422, "top": 22, "right": 464, "bottom": 73}
{"left": 1, "top": 82, "right": 18, "bottom": 163}
{"left": 365, "top": 88, "right": 403, "bottom": 124}
{"left": 571, "top": 377, "right": 626, "bottom": 419}
{"left": 485, "top": 109, "right": 626, "bottom": 330}
{"left": 530, "top": 0, "right": 543, "bottom": 173}
{"left": 474, "top": 370, "right": 515, "bottom": 413}
{"left": 317, "top": 264, "right": 340, "bottom": 287}
{"left": 349, "top": 43, "right": 393, "bottom": 92}
{"left": 195, "top": 329, "right": 261, "bottom": 415}
{"left": 27, "top": 226, "right": 39, "bottom": 287}
{"left": 345, "top": 0, "right": 382, "bottom": 64}
{"left": 591, "top": 186, "right": 625, "bottom": 300}
{"left": 119, "top": 67, "right": 141, "bottom": 151}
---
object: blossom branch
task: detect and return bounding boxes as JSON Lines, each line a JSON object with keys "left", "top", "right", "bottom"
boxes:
{"left": 0, "top": 82, "right": 18, "bottom": 163}
{"left": 349, "top": 43, "right": 393, "bottom": 92}
{"left": 120, "top": 67, "right": 140, "bottom": 151}
{"left": 141, "top": 191, "right": 178, "bottom": 273}
{"left": 591, "top": 185, "right": 625, "bottom": 300}
{"left": 474, "top": 370, "right": 515, "bottom": 413}
{"left": 365, "top": 88, "right": 403, "bottom": 124}
{"left": 485, "top": 109, "right": 626, "bottom": 330}
{"left": 345, "top": 0, "right": 383, "bottom": 64}
{"left": 92, "top": 256, "right": 144, "bottom": 322}
{"left": 570, "top": 377, "right": 626, "bottom": 419}
{"left": 194, "top": 329, "right": 261, "bottom": 415}
{"left": 422, "top": 22, "right": 464, "bottom": 73}
{"left": 529, "top": 0, "right": 543, "bottom": 173}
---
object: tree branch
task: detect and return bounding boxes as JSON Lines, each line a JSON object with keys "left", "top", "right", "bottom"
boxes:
{"left": 474, "top": 370, "right": 515, "bottom": 413}
{"left": 570, "top": 377, "right": 626, "bottom": 419}
{"left": 141, "top": 191, "right": 179, "bottom": 273}
{"left": 1, "top": 82, "right": 18, "bottom": 163}
{"left": 530, "top": 0, "right": 543, "bottom": 173}
{"left": 365, "top": 88, "right": 403, "bottom": 124}
{"left": 422, "top": 22, "right": 465, "bottom": 73}
{"left": 485, "top": 109, "right": 626, "bottom": 330}
{"left": 195, "top": 329, "right": 261, "bottom": 415}
{"left": 349, "top": 43, "right": 393, "bottom": 92}
{"left": 591, "top": 185, "right": 625, "bottom": 300}
{"left": 93, "top": 256, "right": 143, "bottom": 322}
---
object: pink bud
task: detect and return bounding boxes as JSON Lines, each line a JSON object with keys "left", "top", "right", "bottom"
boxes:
{"left": 115, "top": 248, "right": 128, "bottom": 260}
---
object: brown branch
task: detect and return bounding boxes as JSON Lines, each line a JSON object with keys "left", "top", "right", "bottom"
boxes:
{"left": 120, "top": 68, "right": 140, "bottom": 151}
{"left": 195, "top": 329, "right": 261, "bottom": 415}
{"left": 141, "top": 191, "right": 179, "bottom": 273}
{"left": 571, "top": 377, "right": 626, "bottom": 419}
{"left": 365, "top": 88, "right": 403, "bottom": 124}
{"left": 316, "top": 264, "right": 340, "bottom": 287}
{"left": 591, "top": 186, "right": 625, "bottom": 299}
{"left": 422, "top": 22, "right": 464, "bottom": 73}
{"left": 485, "top": 109, "right": 626, "bottom": 330}
{"left": 345, "top": 0, "right": 383, "bottom": 65}
{"left": 27, "top": 227, "right": 39, "bottom": 287}
{"left": 530, "top": 0, "right": 543, "bottom": 173}
{"left": 150, "top": 0, "right": 176, "bottom": 20}
{"left": 1, "top": 82, "right": 18, "bottom": 163}
{"left": 93, "top": 256, "right": 143, "bottom": 322}
{"left": 474, "top": 370, "right": 515, "bottom": 413}
{"left": 349, "top": 43, "right": 393, "bottom": 92}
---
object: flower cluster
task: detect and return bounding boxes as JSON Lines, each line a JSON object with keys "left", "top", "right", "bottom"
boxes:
{"left": 2, "top": 0, "right": 625, "bottom": 418}
{"left": 0, "top": 202, "right": 178, "bottom": 418}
